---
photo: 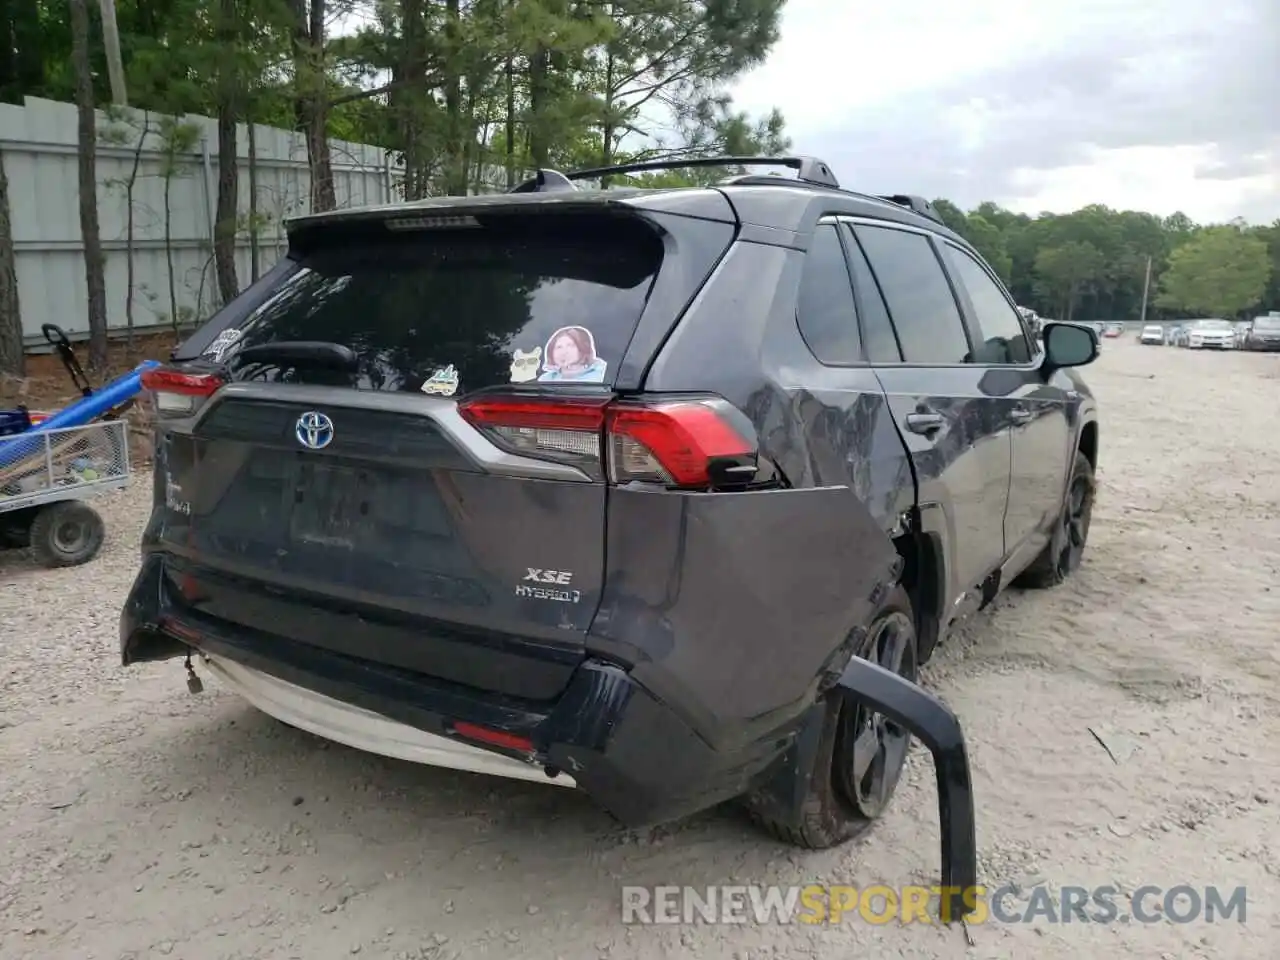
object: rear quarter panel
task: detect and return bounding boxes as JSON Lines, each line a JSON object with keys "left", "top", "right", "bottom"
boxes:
{"left": 590, "top": 237, "right": 910, "bottom": 747}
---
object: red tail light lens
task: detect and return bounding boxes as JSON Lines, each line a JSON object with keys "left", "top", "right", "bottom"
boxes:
{"left": 607, "top": 401, "right": 754, "bottom": 487}
{"left": 458, "top": 393, "right": 757, "bottom": 489}
{"left": 140, "top": 368, "right": 225, "bottom": 416}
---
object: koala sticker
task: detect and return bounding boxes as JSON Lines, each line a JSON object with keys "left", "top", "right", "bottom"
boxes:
{"left": 509, "top": 346, "right": 542, "bottom": 383}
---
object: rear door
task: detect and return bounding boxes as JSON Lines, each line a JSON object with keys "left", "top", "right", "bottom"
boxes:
{"left": 154, "top": 210, "right": 679, "bottom": 699}
{"left": 936, "top": 240, "right": 1070, "bottom": 563}
{"left": 789, "top": 218, "right": 914, "bottom": 529}
{"left": 844, "top": 220, "right": 1014, "bottom": 607}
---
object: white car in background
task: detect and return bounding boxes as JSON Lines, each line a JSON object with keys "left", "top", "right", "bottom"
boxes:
{"left": 1139, "top": 325, "right": 1165, "bottom": 345}
{"left": 1186, "top": 319, "right": 1236, "bottom": 350}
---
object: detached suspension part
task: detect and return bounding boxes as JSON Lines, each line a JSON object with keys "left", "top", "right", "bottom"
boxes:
{"left": 184, "top": 652, "right": 204, "bottom": 694}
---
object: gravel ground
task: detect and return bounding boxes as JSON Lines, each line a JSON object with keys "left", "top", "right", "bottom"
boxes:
{"left": 2, "top": 339, "right": 1279, "bottom": 960}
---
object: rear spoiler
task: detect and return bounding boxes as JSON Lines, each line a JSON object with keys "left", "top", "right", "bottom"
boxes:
{"left": 281, "top": 195, "right": 672, "bottom": 259}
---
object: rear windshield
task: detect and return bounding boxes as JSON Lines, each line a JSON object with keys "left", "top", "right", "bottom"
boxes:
{"left": 1255, "top": 317, "right": 1280, "bottom": 330}
{"left": 179, "top": 213, "right": 663, "bottom": 393}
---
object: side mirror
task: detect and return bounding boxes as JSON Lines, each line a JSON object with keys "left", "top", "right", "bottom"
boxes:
{"left": 1041, "top": 321, "right": 1098, "bottom": 371}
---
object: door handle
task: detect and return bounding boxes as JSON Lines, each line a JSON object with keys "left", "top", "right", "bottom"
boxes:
{"left": 906, "top": 412, "right": 944, "bottom": 435}
{"left": 1009, "top": 406, "right": 1034, "bottom": 425}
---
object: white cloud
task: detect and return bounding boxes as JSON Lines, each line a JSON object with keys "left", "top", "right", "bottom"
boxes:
{"left": 728, "top": 0, "right": 1280, "bottom": 222}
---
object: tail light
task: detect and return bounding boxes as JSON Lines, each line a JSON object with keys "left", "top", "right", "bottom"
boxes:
{"left": 459, "top": 393, "right": 758, "bottom": 489}
{"left": 140, "top": 368, "right": 225, "bottom": 417}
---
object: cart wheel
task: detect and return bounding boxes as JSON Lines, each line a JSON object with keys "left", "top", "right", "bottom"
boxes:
{"left": 29, "top": 501, "right": 106, "bottom": 568}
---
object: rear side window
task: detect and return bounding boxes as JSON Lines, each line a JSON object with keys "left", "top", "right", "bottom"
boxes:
{"left": 843, "top": 226, "right": 901, "bottom": 363}
{"left": 185, "top": 214, "right": 663, "bottom": 393}
{"left": 795, "top": 223, "right": 862, "bottom": 364}
{"left": 940, "top": 244, "right": 1033, "bottom": 364}
{"left": 854, "top": 225, "right": 970, "bottom": 365}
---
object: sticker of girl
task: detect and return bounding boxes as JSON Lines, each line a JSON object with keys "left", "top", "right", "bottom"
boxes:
{"left": 538, "top": 325, "right": 608, "bottom": 382}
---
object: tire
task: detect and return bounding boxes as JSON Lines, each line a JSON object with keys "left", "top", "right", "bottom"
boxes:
{"left": 29, "top": 501, "right": 106, "bottom": 568}
{"left": 1014, "top": 450, "right": 1095, "bottom": 589}
{"left": 744, "top": 585, "right": 919, "bottom": 849}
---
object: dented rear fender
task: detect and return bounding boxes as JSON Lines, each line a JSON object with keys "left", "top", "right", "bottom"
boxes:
{"left": 587, "top": 484, "right": 900, "bottom": 751}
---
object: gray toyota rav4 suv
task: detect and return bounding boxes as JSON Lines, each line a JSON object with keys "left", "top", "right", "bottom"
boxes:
{"left": 120, "top": 156, "right": 1099, "bottom": 896}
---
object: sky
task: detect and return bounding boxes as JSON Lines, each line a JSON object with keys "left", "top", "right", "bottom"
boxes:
{"left": 728, "top": 0, "right": 1280, "bottom": 223}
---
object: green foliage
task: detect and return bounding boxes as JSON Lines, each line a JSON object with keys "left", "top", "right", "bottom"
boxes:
{"left": 1154, "top": 226, "right": 1272, "bottom": 317}
{"left": 5, "top": 0, "right": 1278, "bottom": 329}
{"left": 1034, "top": 241, "right": 1106, "bottom": 317}
{"left": 6, "top": 0, "right": 791, "bottom": 196}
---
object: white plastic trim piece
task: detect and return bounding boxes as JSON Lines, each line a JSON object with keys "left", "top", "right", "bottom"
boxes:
{"left": 203, "top": 656, "right": 577, "bottom": 789}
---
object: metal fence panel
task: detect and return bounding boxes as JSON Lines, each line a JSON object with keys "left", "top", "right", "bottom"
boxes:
{"left": 0, "top": 96, "right": 403, "bottom": 348}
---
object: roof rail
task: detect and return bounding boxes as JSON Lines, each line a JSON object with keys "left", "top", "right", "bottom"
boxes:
{"left": 876, "top": 194, "right": 944, "bottom": 225}
{"left": 508, "top": 155, "right": 841, "bottom": 193}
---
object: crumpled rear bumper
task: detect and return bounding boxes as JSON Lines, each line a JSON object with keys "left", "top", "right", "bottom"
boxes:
{"left": 121, "top": 552, "right": 978, "bottom": 919}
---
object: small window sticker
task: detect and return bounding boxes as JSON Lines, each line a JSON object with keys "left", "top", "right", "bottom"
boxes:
{"left": 509, "top": 346, "right": 541, "bottom": 383}
{"left": 539, "top": 326, "right": 607, "bottom": 383}
{"left": 421, "top": 364, "right": 460, "bottom": 396}
{"left": 203, "top": 328, "right": 243, "bottom": 363}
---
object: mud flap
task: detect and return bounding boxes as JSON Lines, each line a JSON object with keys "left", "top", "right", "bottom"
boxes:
{"left": 837, "top": 656, "right": 977, "bottom": 922}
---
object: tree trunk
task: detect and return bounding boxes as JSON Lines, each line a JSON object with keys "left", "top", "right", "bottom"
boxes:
{"left": 290, "top": 0, "right": 336, "bottom": 212}
{"left": 69, "top": 0, "right": 109, "bottom": 371}
{"left": 214, "top": 110, "right": 239, "bottom": 304}
{"left": 393, "top": 0, "right": 429, "bottom": 199}
{"left": 164, "top": 169, "right": 178, "bottom": 333}
{"left": 307, "top": 0, "right": 335, "bottom": 211}
{"left": 0, "top": 148, "right": 24, "bottom": 377}
{"left": 123, "top": 113, "right": 150, "bottom": 356}
{"left": 528, "top": 46, "right": 551, "bottom": 168}
{"left": 504, "top": 54, "right": 516, "bottom": 187}
{"left": 442, "top": 0, "right": 464, "bottom": 194}
{"left": 599, "top": 43, "right": 616, "bottom": 187}
{"left": 248, "top": 120, "right": 260, "bottom": 283}
{"left": 213, "top": 0, "right": 240, "bottom": 305}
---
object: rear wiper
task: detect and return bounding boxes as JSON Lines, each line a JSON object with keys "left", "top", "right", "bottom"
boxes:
{"left": 232, "top": 341, "right": 358, "bottom": 371}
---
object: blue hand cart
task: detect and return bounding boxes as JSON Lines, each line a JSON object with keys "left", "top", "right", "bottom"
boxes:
{"left": 0, "top": 324, "right": 147, "bottom": 567}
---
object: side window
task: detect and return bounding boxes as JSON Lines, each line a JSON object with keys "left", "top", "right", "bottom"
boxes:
{"left": 942, "top": 245, "right": 1033, "bottom": 364}
{"left": 853, "top": 225, "right": 971, "bottom": 364}
{"left": 843, "top": 225, "right": 901, "bottom": 362}
{"left": 795, "top": 223, "right": 862, "bottom": 365}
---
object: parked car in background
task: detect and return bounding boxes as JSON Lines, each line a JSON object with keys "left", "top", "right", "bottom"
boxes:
{"left": 1185, "top": 319, "right": 1236, "bottom": 350}
{"left": 1102, "top": 323, "right": 1124, "bottom": 338}
{"left": 1245, "top": 313, "right": 1280, "bottom": 351}
{"left": 1139, "top": 324, "right": 1165, "bottom": 345}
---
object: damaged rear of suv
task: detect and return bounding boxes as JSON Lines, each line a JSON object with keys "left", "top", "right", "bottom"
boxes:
{"left": 121, "top": 156, "right": 994, "bottom": 905}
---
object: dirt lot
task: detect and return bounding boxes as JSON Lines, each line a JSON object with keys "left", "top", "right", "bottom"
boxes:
{"left": 3, "top": 338, "right": 1278, "bottom": 960}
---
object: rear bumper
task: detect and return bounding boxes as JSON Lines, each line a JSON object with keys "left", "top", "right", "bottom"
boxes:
{"left": 203, "top": 655, "right": 579, "bottom": 788}
{"left": 119, "top": 553, "right": 799, "bottom": 828}
{"left": 121, "top": 552, "right": 979, "bottom": 912}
